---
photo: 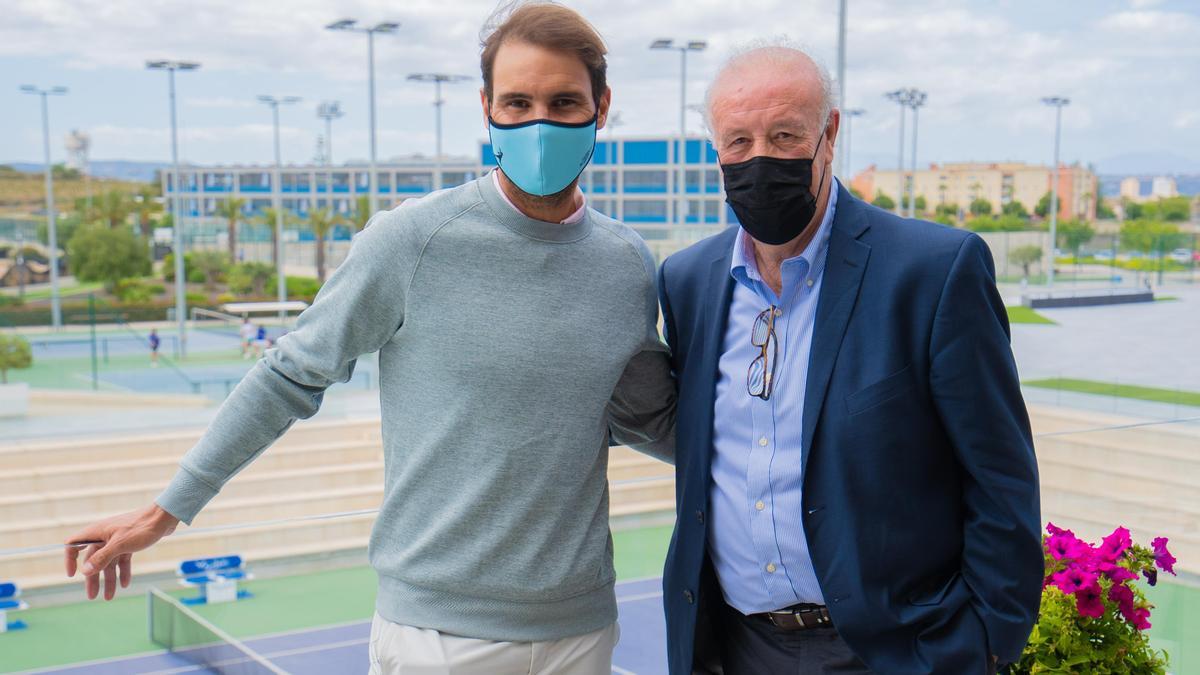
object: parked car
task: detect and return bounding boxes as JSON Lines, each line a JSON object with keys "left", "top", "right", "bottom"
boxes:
{"left": 1170, "top": 248, "right": 1194, "bottom": 264}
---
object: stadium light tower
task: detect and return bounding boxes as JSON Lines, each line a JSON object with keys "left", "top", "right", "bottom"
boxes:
{"left": 651, "top": 38, "right": 707, "bottom": 226}
{"left": 407, "top": 73, "right": 472, "bottom": 191}
{"left": 907, "top": 90, "right": 927, "bottom": 218}
{"left": 1042, "top": 96, "right": 1070, "bottom": 288}
{"left": 316, "top": 101, "right": 344, "bottom": 166}
{"left": 259, "top": 95, "right": 302, "bottom": 322}
{"left": 147, "top": 60, "right": 199, "bottom": 356}
{"left": 842, "top": 108, "right": 865, "bottom": 180}
{"left": 325, "top": 19, "right": 400, "bottom": 218}
{"left": 19, "top": 84, "right": 68, "bottom": 330}
{"left": 885, "top": 88, "right": 914, "bottom": 216}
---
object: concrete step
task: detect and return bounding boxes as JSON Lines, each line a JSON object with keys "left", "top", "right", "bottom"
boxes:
{"left": 609, "top": 455, "right": 672, "bottom": 482}
{"left": 0, "top": 418, "right": 382, "bottom": 470}
{"left": 0, "top": 440, "right": 383, "bottom": 495}
{"left": 1038, "top": 457, "right": 1200, "bottom": 507}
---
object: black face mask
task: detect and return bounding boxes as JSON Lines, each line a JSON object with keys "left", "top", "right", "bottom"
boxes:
{"left": 721, "top": 131, "right": 827, "bottom": 246}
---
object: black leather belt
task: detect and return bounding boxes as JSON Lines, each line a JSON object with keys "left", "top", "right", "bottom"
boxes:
{"left": 756, "top": 604, "right": 834, "bottom": 631}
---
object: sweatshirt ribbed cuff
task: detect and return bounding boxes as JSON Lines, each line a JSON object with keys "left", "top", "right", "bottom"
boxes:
{"left": 155, "top": 466, "right": 220, "bottom": 526}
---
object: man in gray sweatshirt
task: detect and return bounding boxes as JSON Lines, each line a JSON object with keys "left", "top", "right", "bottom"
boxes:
{"left": 65, "top": 3, "right": 675, "bottom": 673}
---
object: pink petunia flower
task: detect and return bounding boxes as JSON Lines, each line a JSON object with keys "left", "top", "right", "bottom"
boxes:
{"left": 1053, "top": 568, "right": 1096, "bottom": 595}
{"left": 1108, "top": 583, "right": 1136, "bottom": 618}
{"left": 1097, "top": 527, "right": 1132, "bottom": 562}
{"left": 1096, "top": 562, "right": 1138, "bottom": 584}
{"left": 1152, "top": 537, "right": 1177, "bottom": 576}
{"left": 1130, "top": 606, "right": 1152, "bottom": 631}
{"left": 1075, "top": 581, "right": 1106, "bottom": 618}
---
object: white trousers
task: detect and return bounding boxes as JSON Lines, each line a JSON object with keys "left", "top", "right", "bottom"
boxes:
{"left": 367, "top": 613, "right": 619, "bottom": 675}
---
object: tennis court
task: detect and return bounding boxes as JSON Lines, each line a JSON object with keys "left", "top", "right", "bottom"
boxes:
{"left": 20, "top": 578, "right": 667, "bottom": 675}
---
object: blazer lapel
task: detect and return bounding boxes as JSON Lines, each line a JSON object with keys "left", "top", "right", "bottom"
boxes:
{"left": 801, "top": 189, "right": 872, "bottom": 475}
{"left": 694, "top": 239, "right": 737, "bottom": 479}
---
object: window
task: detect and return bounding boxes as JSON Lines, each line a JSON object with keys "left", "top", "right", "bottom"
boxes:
{"left": 624, "top": 170, "right": 668, "bottom": 192}
{"left": 624, "top": 200, "right": 668, "bottom": 220}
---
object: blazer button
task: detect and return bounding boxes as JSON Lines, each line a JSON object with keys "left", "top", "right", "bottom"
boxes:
{"left": 684, "top": 589, "right": 695, "bottom": 604}
{"left": 696, "top": 510, "right": 705, "bottom": 524}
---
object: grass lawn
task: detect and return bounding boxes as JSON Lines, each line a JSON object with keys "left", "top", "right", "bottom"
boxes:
{"left": 1006, "top": 306, "right": 1056, "bottom": 325}
{"left": 0, "top": 280, "right": 105, "bottom": 302}
{"left": 1023, "top": 378, "right": 1200, "bottom": 407}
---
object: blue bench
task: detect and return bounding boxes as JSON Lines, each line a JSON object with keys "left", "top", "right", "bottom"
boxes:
{"left": 0, "top": 582, "right": 28, "bottom": 632}
{"left": 177, "top": 555, "right": 254, "bottom": 606}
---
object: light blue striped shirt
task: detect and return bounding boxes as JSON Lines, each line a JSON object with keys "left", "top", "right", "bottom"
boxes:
{"left": 708, "top": 179, "right": 837, "bottom": 614}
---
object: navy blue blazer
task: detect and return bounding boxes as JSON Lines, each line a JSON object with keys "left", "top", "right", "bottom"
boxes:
{"left": 657, "top": 185, "right": 1042, "bottom": 674}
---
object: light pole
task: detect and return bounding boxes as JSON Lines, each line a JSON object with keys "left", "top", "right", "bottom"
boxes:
{"left": 833, "top": 0, "right": 848, "bottom": 177}
{"left": 885, "top": 88, "right": 912, "bottom": 215}
{"left": 651, "top": 38, "right": 707, "bottom": 226}
{"left": 326, "top": 19, "right": 400, "bottom": 218}
{"left": 258, "top": 95, "right": 301, "bottom": 323}
{"left": 19, "top": 84, "right": 67, "bottom": 330}
{"left": 407, "top": 73, "right": 471, "bottom": 191}
{"left": 147, "top": 61, "right": 199, "bottom": 356}
{"left": 1042, "top": 96, "right": 1070, "bottom": 288}
{"left": 907, "top": 89, "right": 927, "bottom": 218}
{"left": 606, "top": 111, "right": 624, "bottom": 200}
{"left": 842, "top": 108, "right": 865, "bottom": 180}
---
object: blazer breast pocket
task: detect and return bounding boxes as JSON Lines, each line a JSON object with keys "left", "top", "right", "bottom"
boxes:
{"left": 845, "top": 364, "right": 916, "bottom": 416}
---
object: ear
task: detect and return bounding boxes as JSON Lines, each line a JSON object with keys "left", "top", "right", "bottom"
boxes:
{"left": 479, "top": 88, "right": 490, "bottom": 130}
{"left": 825, "top": 108, "right": 841, "bottom": 165}
{"left": 596, "top": 86, "right": 613, "bottom": 130}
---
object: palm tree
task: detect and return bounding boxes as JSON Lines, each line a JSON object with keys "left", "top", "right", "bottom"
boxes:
{"left": 256, "top": 207, "right": 295, "bottom": 266}
{"left": 132, "top": 185, "right": 162, "bottom": 242}
{"left": 351, "top": 195, "right": 373, "bottom": 233}
{"left": 305, "top": 207, "right": 346, "bottom": 283}
{"left": 96, "top": 189, "right": 135, "bottom": 229}
{"left": 215, "top": 197, "right": 247, "bottom": 261}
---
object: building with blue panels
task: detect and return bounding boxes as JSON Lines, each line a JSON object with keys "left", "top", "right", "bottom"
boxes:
{"left": 161, "top": 135, "right": 733, "bottom": 250}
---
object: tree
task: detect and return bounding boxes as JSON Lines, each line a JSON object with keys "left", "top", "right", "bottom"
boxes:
{"left": 66, "top": 223, "right": 152, "bottom": 292}
{"left": 227, "top": 261, "right": 276, "bottom": 297}
{"left": 901, "top": 194, "right": 927, "bottom": 212}
{"left": 871, "top": 191, "right": 896, "bottom": 210}
{"left": 935, "top": 202, "right": 959, "bottom": 219}
{"left": 131, "top": 185, "right": 162, "bottom": 241}
{"left": 1120, "top": 220, "right": 1184, "bottom": 255}
{"left": 1141, "top": 197, "right": 1190, "bottom": 222}
{"left": 215, "top": 197, "right": 247, "bottom": 261}
{"left": 190, "top": 250, "right": 231, "bottom": 293}
{"left": 95, "top": 189, "right": 135, "bottom": 229}
{"left": 1123, "top": 200, "right": 1144, "bottom": 220}
{"left": 1056, "top": 220, "right": 1095, "bottom": 263}
{"left": 1009, "top": 245, "right": 1043, "bottom": 281}
{"left": 306, "top": 207, "right": 345, "bottom": 283}
{"left": 0, "top": 333, "right": 32, "bottom": 384}
{"left": 969, "top": 198, "right": 993, "bottom": 217}
{"left": 256, "top": 208, "right": 296, "bottom": 266}
{"left": 1096, "top": 194, "right": 1116, "bottom": 220}
{"left": 1001, "top": 200, "right": 1030, "bottom": 219}
{"left": 351, "top": 195, "right": 373, "bottom": 232}
{"left": 1035, "top": 191, "right": 1053, "bottom": 219}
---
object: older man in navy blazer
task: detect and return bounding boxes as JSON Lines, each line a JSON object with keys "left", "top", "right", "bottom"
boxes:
{"left": 657, "top": 43, "right": 1042, "bottom": 674}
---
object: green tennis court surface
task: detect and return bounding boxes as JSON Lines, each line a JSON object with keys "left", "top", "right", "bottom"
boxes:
{"left": 0, "top": 524, "right": 674, "bottom": 673}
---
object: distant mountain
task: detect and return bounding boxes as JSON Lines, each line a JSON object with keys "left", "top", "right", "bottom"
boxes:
{"left": 2, "top": 160, "right": 167, "bottom": 183}
{"left": 1094, "top": 152, "right": 1200, "bottom": 176}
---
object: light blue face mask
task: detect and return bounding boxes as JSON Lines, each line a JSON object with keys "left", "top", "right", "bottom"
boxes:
{"left": 488, "top": 114, "right": 597, "bottom": 197}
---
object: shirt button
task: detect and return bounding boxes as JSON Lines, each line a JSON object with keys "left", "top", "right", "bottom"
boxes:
{"left": 773, "top": 308, "right": 782, "bottom": 317}
{"left": 806, "top": 278, "right": 815, "bottom": 287}
{"left": 766, "top": 563, "right": 777, "bottom": 573}
{"left": 758, "top": 437, "right": 769, "bottom": 447}
{"left": 755, "top": 500, "right": 765, "bottom": 511}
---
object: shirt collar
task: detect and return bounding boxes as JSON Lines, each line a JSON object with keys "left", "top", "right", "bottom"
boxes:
{"left": 491, "top": 169, "right": 587, "bottom": 225}
{"left": 731, "top": 176, "right": 839, "bottom": 288}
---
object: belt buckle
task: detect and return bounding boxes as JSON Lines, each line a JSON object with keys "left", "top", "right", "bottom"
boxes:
{"left": 769, "top": 605, "right": 830, "bottom": 631}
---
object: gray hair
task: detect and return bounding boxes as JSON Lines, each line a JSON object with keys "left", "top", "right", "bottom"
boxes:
{"left": 703, "top": 37, "right": 836, "bottom": 133}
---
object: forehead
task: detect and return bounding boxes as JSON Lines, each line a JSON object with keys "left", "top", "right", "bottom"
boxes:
{"left": 709, "top": 63, "right": 822, "bottom": 132}
{"left": 491, "top": 39, "right": 591, "bottom": 94}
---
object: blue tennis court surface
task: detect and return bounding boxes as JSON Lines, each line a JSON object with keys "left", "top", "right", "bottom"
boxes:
{"left": 28, "top": 577, "right": 667, "bottom": 675}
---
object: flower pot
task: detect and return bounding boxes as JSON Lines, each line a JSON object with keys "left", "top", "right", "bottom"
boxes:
{"left": 0, "top": 382, "right": 30, "bottom": 418}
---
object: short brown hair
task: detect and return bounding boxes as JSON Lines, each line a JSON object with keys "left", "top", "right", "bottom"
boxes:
{"left": 480, "top": 1, "right": 608, "bottom": 107}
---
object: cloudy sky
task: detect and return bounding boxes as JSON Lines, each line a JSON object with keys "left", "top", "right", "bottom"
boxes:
{"left": 3, "top": 0, "right": 1198, "bottom": 175}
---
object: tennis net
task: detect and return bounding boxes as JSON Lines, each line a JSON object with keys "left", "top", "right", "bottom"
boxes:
{"left": 148, "top": 588, "right": 288, "bottom": 674}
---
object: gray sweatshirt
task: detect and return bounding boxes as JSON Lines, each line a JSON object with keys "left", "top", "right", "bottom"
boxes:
{"left": 155, "top": 174, "right": 675, "bottom": 641}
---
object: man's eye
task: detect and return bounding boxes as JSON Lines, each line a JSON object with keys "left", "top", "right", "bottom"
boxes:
{"left": 507, "top": 100, "right": 528, "bottom": 108}
{"left": 554, "top": 99, "right": 578, "bottom": 107}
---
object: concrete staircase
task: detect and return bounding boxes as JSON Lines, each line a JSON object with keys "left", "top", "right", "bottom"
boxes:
{"left": 0, "top": 418, "right": 674, "bottom": 589}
